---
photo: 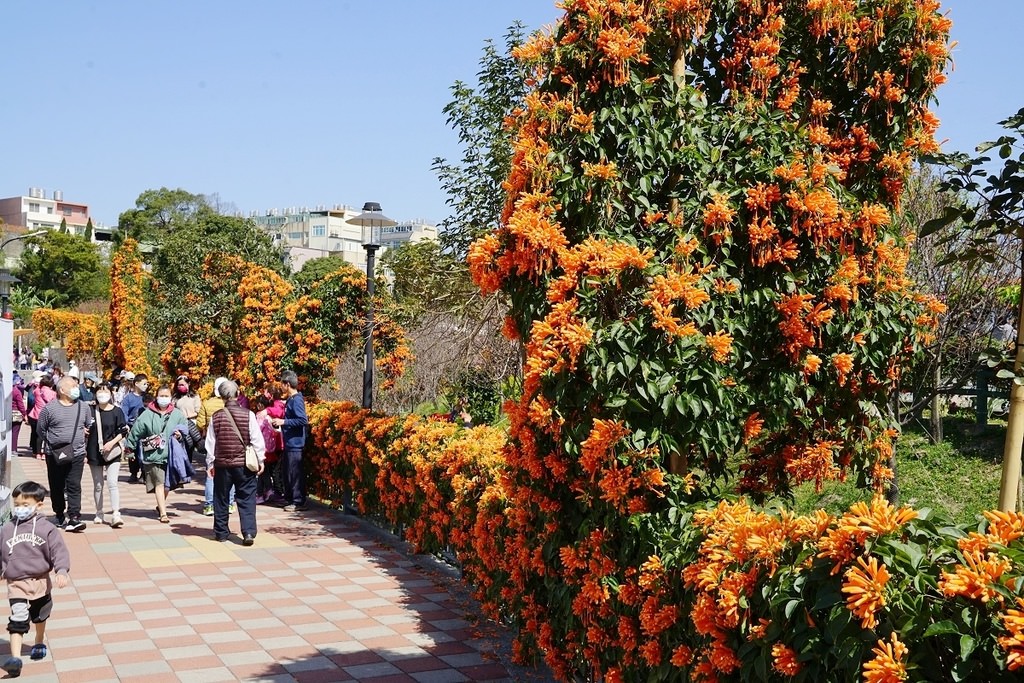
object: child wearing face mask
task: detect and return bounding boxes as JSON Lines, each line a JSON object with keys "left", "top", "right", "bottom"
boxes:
{"left": 86, "top": 384, "right": 128, "bottom": 528}
{"left": 0, "top": 481, "right": 70, "bottom": 677}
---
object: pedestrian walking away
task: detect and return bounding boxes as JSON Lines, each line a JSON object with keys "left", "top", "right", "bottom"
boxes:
{"left": 205, "top": 380, "right": 265, "bottom": 545}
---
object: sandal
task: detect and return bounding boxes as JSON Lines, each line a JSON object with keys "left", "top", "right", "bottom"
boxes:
{"left": 29, "top": 643, "right": 46, "bottom": 661}
{"left": 159, "top": 515, "right": 169, "bottom": 523}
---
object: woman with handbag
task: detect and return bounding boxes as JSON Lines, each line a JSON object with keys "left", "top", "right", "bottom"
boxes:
{"left": 124, "top": 384, "right": 189, "bottom": 523}
{"left": 86, "top": 383, "right": 128, "bottom": 528}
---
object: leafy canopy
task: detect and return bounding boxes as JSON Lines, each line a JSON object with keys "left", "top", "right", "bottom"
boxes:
{"left": 432, "top": 23, "right": 529, "bottom": 258}
{"left": 16, "top": 230, "right": 108, "bottom": 307}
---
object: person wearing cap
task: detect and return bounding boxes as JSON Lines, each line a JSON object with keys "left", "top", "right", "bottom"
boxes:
{"left": 197, "top": 378, "right": 235, "bottom": 516}
{"left": 66, "top": 361, "right": 79, "bottom": 381}
{"left": 113, "top": 371, "right": 134, "bottom": 408}
{"left": 119, "top": 374, "right": 149, "bottom": 484}
{"left": 78, "top": 374, "right": 97, "bottom": 404}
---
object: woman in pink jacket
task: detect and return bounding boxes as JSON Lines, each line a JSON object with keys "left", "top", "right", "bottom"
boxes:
{"left": 28, "top": 375, "right": 56, "bottom": 460}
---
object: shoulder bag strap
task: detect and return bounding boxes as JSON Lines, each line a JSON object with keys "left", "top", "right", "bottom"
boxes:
{"left": 95, "top": 407, "right": 104, "bottom": 448}
{"left": 223, "top": 409, "right": 248, "bottom": 449}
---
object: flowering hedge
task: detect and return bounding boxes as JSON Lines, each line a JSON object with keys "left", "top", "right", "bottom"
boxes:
{"left": 31, "top": 308, "right": 106, "bottom": 363}
{"left": 107, "top": 238, "right": 152, "bottom": 375}
{"left": 448, "top": 0, "right": 968, "bottom": 679}
{"left": 162, "top": 254, "right": 410, "bottom": 394}
{"left": 307, "top": 404, "right": 1024, "bottom": 681}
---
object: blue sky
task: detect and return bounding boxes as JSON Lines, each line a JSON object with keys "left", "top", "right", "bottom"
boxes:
{"left": 0, "top": 1, "right": 1018, "bottom": 227}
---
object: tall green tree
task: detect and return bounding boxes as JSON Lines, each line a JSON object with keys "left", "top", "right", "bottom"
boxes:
{"left": 59, "top": 217, "right": 67, "bottom": 234}
{"left": 380, "top": 241, "right": 480, "bottom": 324}
{"left": 148, "top": 212, "right": 284, "bottom": 334}
{"left": 292, "top": 255, "right": 350, "bottom": 291}
{"left": 16, "top": 230, "right": 108, "bottom": 307}
{"left": 116, "top": 188, "right": 210, "bottom": 246}
{"left": 432, "top": 23, "right": 528, "bottom": 258}
{"left": 84, "top": 218, "right": 94, "bottom": 242}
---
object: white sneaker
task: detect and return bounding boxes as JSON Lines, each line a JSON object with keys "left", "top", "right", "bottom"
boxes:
{"left": 110, "top": 514, "right": 123, "bottom": 529}
{"left": 93, "top": 515, "right": 104, "bottom": 525}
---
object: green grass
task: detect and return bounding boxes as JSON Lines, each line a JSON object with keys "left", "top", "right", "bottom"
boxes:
{"left": 792, "top": 416, "right": 1006, "bottom": 525}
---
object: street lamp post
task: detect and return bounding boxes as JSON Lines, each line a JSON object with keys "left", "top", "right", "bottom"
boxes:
{"left": 0, "top": 230, "right": 42, "bottom": 321}
{"left": 347, "top": 202, "right": 396, "bottom": 410}
{"left": 0, "top": 271, "right": 19, "bottom": 319}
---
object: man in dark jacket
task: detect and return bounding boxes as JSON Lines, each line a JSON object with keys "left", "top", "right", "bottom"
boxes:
{"left": 270, "top": 370, "right": 308, "bottom": 512}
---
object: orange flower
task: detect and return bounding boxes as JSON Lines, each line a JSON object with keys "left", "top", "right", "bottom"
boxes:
{"left": 862, "top": 632, "right": 908, "bottom": 683}
{"left": 582, "top": 161, "right": 619, "bottom": 180}
{"left": 999, "top": 598, "right": 1024, "bottom": 671}
{"left": 939, "top": 549, "right": 1013, "bottom": 604}
{"left": 803, "top": 353, "right": 822, "bottom": 377}
{"left": 833, "top": 352, "right": 854, "bottom": 386}
{"left": 705, "top": 331, "right": 734, "bottom": 363}
{"left": 772, "top": 643, "right": 802, "bottom": 676}
{"left": 842, "top": 555, "right": 889, "bottom": 629}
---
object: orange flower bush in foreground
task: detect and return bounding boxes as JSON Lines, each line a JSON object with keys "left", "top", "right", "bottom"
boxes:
{"left": 307, "top": 404, "right": 1024, "bottom": 681}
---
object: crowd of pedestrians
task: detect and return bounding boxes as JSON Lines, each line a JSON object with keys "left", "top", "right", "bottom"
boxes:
{"left": 10, "top": 360, "right": 310, "bottom": 539}
{"left": 0, "top": 357, "right": 313, "bottom": 676}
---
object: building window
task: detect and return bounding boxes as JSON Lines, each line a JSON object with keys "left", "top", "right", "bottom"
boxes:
{"left": 312, "top": 226, "right": 326, "bottom": 237}
{"left": 62, "top": 208, "right": 72, "bottom": 216}
{"left": 288, "top": 232, "right": 303, "bottom": 240}
{"left": 46, "top": 207, "right": 53, "bottom": 214}
{"left": 28, "top": 203, "right": 39, "bottom": 212}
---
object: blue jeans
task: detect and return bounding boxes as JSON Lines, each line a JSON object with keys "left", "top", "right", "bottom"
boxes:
{"left": 205, "top": 470, "right": 234, "bottom": 507}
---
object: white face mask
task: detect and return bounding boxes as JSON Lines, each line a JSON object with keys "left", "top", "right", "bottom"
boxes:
{"left": 156, "top": 396, "right": 171, "bottom": 409}
{"left": 12, "top": 505, "right": 35, "bottom": 521}
{"left": 96, "top": 392, "right": 112, "bottom": 405}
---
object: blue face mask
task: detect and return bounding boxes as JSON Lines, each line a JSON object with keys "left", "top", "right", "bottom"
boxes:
{"left": 12, "top": 505, "right": 34, "bottom": 521}
{"left": 68, "top": 388, "right": 81, "bottom": 401}
{"left": 156, "top": 397, "right": 171, "bottom": 409}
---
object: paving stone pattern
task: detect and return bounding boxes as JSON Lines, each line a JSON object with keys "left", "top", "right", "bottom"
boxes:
{"left": 3, "top": 430, "right": 557, "bottom": 683}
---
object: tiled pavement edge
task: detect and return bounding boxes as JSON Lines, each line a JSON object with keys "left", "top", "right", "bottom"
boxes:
{"left": 3, "top": 429, "right": 558, "bottom": 683}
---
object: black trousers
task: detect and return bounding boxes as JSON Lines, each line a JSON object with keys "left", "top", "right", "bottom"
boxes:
{"left": 281, "top": 448, "right": 306, "bottom": 506}
{"left": 46, "top": 453, "right": 84, "bottom": 521}
{"left": 27, "top": 418, "right": 39, "bottom": 455}
{"left": 213, "top": 466, "right": 258, "bottom": 539}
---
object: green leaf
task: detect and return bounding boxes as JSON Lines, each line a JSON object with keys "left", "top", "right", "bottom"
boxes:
{"left": 923, "top": 620, "right": 959, "bottom": 638}
{"left": 959, "top": 634, "right": 977, "bottom": 660}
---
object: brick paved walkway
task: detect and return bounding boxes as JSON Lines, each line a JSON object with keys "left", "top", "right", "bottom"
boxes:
{"left": 2, "top": 431, "right": 552, "bottom": 683}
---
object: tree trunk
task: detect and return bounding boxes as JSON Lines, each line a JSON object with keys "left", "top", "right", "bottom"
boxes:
{"left": 998, "top": 232, "right": 1024, "bottom": 511}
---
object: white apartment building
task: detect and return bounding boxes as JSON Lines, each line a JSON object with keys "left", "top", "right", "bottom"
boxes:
{"left": 251, "top": 205, "right": 438, "bottom": 272}
{"left": 0, "top": 188, "right": 115, "bottom": 266}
